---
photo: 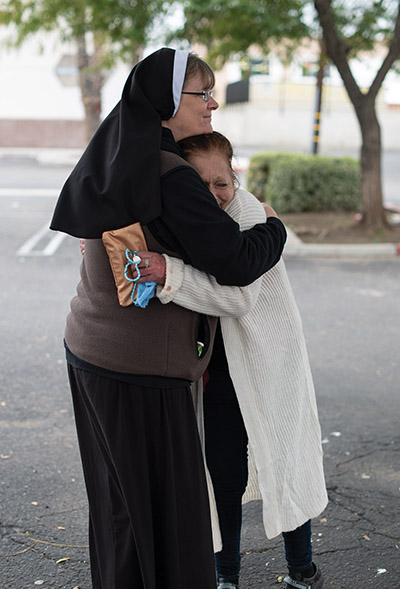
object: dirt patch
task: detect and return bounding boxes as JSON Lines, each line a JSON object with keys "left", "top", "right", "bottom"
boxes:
{"left": 280, "top": 211, "right": 400, "bottom": 244}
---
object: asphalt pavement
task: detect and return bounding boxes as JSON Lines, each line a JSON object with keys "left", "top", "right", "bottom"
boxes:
{"left": 239, "top": 257, "right": 400, "bottom": 589}
{"left": 0, "top": 153, "right": 399, "bottom": 588}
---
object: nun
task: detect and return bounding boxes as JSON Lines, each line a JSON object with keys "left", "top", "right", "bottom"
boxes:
{"left": 50, "top": 48, "right": 287, "bottom": 589}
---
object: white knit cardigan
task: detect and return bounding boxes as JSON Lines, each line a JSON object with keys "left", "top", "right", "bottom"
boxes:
{"left": 157, "top": 188, "right": 328, "bottom": 541}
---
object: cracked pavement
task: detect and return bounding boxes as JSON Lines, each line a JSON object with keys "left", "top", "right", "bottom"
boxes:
{"left": 1, "top": 224, "right": 399, "bottom": 588}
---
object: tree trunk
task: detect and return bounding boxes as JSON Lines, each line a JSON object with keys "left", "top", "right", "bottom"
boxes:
{"left": 132, "top": 46, "right": 144, "bottom": 67}
{"left": 313, "top": 0, "right": 398, "bottom": 232}
{"left": 77, "top": 35, "right": 104, "bottom": 143}
{"left": 355, "top": 100, "right": 389, "bottom": 230}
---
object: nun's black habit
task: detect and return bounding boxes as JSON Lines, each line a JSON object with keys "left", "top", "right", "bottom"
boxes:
{"left": 53, "top": 47, "right": 287, "bottom": 589}
{"left": 50, "top": 47, "right": 185, "bottom": 237}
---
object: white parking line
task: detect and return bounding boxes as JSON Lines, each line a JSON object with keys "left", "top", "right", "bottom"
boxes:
{"left": 17, "top": 223, "right": 67, "bottom": 257}
{"left": 42, "top": 231, "right": 67, "bottom": 256}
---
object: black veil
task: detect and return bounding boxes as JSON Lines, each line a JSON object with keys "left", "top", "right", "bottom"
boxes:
{"left": 50, "top": 48, "right": 188, "bottom": 238}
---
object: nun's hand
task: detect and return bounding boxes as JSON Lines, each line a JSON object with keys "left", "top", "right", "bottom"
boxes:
{"left": 134, "top": 251, "right": 166, "bottom": 285}
{"left": 80, "top": 238, "right": 85, "bottom": 255}
{"left": 262, "top": 203, "right": 278, "bottom": 219}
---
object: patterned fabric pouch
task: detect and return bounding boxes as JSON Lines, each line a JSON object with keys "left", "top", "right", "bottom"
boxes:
{"left": 102, "top": 222, "right": 153, "bottom": 307}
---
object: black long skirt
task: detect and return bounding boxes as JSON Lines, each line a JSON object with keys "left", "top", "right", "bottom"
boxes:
{"left": 68, "top": 364, "right": 216, "bottom": 589}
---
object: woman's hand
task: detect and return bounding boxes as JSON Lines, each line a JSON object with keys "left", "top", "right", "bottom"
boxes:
{"left": 134, "top": 251, "right": 166, "bottom": 285}
{"left": 80, "top": 238, "right": 85, "bottom": 255}
{"left": 262, "top": 203, "right": 279, "bottom": 219}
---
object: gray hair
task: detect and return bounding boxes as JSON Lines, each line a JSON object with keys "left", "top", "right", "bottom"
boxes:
{"left": 184, "top": 52, "right": 215, "bottom": 89}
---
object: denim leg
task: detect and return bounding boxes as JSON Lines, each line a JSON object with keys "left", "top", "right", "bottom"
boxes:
{"left": 282, "top": 520, "right": 313, "bottom": 574}
{"left": 204, "top": 368, "right": 248, "bottom": 583}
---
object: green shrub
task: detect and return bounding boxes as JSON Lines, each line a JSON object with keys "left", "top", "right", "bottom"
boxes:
{"left": 247, "top": 152, "right": 299, "bottom": 200}
{"left": 247, "top": 152, "right": 361, "bottom": 213}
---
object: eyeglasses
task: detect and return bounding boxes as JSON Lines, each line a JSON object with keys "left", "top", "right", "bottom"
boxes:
{"left": 181, "top": 90, "right": 214, "bottom": 102}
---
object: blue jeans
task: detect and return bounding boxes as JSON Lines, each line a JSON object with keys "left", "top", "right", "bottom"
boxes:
{"left": 204, "top": 368, "right": 312, "bottom": 583}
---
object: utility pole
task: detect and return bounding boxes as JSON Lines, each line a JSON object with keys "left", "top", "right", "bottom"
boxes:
{"left": 311, "top": 39, "right": 326, "bottom": 155}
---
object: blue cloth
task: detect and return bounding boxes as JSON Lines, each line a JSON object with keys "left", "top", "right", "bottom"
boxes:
{"left": 124, "top": 249, "right": 156, "bottom": 308}
{"left": 134, "top": 282, "right": 157, "bottom": 308}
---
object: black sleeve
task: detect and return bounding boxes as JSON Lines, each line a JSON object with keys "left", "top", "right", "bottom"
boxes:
{"left": 147, "top": 165, "right": 287, "bottom": 287}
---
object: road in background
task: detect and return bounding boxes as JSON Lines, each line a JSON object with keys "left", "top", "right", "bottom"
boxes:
{"left": 0, "top": 147, "right": 399, "bottom": 206}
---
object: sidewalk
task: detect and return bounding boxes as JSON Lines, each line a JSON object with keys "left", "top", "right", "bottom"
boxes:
{"left": 284, "top": 226, "right": 400, "bottom": 258}
{"left": 0, "top": 146, "right": 83, "bottom": 166}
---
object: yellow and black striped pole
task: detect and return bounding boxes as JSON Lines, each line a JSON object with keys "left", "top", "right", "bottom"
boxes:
{"left": 312, "top": 104, "right": 322, "bottom": 155}
{"left": 311, "top": 41, "right": 326, "bottom": 155}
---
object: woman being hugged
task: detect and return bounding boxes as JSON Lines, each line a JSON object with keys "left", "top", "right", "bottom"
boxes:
{"left": 138, "top": 132, "right": 327, "bottom": 589}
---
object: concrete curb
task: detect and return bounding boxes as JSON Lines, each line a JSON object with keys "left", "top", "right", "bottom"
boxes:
{"left": 284, "top": 228, "right": 400, "bottom": 259}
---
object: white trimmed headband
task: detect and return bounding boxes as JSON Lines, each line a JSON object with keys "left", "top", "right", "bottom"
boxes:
{"left": 172, "top": 50, "right": 189, "bottom": 116}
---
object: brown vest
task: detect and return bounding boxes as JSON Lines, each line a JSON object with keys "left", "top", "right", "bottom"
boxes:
{"left": 64, "top": 151, "right": 217, "bottom": 381}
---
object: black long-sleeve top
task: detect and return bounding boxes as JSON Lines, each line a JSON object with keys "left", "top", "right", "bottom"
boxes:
{"left": 147, "top": 129, "right": 287, "bottom": 286}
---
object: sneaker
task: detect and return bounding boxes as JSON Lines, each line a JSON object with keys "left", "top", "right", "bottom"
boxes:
{"left": 217, "top": 579, "right": 239, "bottom": 589}
{"left": 284, "top": 564, "right": 323, "bottom": 589}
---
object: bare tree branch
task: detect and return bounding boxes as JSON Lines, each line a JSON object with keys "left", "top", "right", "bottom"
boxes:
{"left": 369, "top": 2, "right": 400, "bottom": 100}
{"left": 314, "top": 0, "right": 362, "bottom": 106}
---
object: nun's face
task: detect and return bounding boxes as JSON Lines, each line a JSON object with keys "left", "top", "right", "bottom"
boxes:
{"left": 164, "top": 73, "right": 219, "bottom": 141}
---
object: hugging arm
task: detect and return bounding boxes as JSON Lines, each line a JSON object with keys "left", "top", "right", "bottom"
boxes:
{"left": 148, "top": 188, "right": 270, "bottom": 316}
{"left": 147, "top": 167, "right": 286, "bottom": 287}
{"left": 157, "top": 254, "right": 262, "bottom": 317}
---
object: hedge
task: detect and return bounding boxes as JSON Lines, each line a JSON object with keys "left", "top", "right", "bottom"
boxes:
{"left": 247, "top": 152, "right": 361, "bottom": 213}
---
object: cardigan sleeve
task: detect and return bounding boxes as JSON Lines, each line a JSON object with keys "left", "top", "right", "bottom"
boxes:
{"left": 157, "top": 254, "right": 262, "bottom": 317}
{"left": 156, "top": 189, "right": 268, "bottom": 317}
